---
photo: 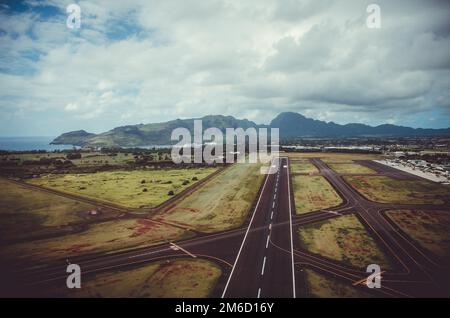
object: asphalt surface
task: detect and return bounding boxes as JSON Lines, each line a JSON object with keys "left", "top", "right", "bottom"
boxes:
{"left": 5, "top": 156, "right": 450, "bottom": 298}
{"left": 221, "top": 157, "right": 296, "bottom": 298}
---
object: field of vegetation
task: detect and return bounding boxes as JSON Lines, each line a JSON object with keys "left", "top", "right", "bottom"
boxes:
{"left": 27, "top": 167, "right": 218, "bottom": 209}
{"left": 154, "top": 163, "right": 265, "bottom": 233}
{"left": 328, "top": 163, "right": 376, "bottom": 174}
{"left": 59, "top": 258, "right": 222, "bottom": 298}
{"left": 0, "top": 178, "right": 123, "bottom": 242}
{"left": 292, "top": 175, "right": 342, "bottom": 214}
{"left": 2, "top": 218, "right": 191, "bottom": 263}
{"left": 345, "top": 176, "right": 450, "bottom": 204}
{"left": 297, "top": 214, "right": 392, "bottom": 270}
{"left": 286, "top": 152, "right": 380, "bottom": 162}
{"left": 0, "top": 151, "right": 171, "bottom": 166}
{"left": 304, "top": 269, "right": 373, "bottom": 298}
{"left": 386, "top": 210, "right": 450, "bottom": 261}
{"left": 290, "top": 160, "right": 318, "bottom": 174}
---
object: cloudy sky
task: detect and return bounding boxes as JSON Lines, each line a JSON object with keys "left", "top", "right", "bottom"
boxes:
{"left": 0, "top": 0, "right": 449, "bottom": 136}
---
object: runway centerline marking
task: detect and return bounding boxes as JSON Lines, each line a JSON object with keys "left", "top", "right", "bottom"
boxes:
{"left": 220, "top": 160, "right": 272, "bottom": 298}
{"left": 261, "top": 256, "right": 267, "bottom": 275}
{"left": 257, "top": 288, "right": 261, "bottom": 298}
{"left": 266, "top": 234, "right": 270, "bottom": 248}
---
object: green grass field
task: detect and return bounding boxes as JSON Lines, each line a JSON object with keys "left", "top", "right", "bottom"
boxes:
{"left": 2, "top": 218, "right": 191, "bottom": 262}
{"left": 386, "top": 210, "right": 450, "bottom": 261}
{"left": 290, "top": 160, "right": 318, "bottom": 174}
{"left": 287, "top": 153, "right": 381, "bottom": 163}
{"left": 154, "top": 163, "right": 265, "bottom": 233}
{"left": 292, "top": 175, "right": 342, "bottom": 214}
{"left": 27, "top": 167, "right": 218, "bottom": 209}
{"left": 0, "top": 178, "right": 122, "bottom": 241}
{"left": 298, "top": 214, "right": 392, "bottom": 270}
{"left": 344, "top": 176, "right": 450, "bottom": 204}
{"left": 328, "top": 163, "right": 376, "bottom": 174}
{"left": 304, "top": 269, "right": 373, "bottom": 298}
{"left": 0, "top": 152, "right": 171, "bottom": 166}
{"left": 60, "top": 258, "right": 222, "bottom": 298}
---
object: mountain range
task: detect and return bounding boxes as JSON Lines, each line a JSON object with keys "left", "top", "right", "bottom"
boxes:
{"left": 51, "top": 112, "right": 450, "bottom": 147}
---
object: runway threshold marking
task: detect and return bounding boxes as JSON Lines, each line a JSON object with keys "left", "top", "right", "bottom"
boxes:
{"left": 170, "top": 242, "right": 196, "bottom": 258}
{"left": 221, "top": 162, "right": 272, "bottom": 298}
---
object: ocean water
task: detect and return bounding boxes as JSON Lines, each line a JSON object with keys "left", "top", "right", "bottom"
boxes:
{"left": 0, "top": 136, "right": 74, "bottom": 151}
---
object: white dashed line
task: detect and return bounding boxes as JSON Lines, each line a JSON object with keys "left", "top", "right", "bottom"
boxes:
{"left": 221, "top": 165, "right": 271, "bottom": 298}
{"left": 266, "top": 234, "right": 270, "bottom": 248}
{"left": 257, "top": 288, "right": 261, "bottom": 298}
{"left": 261, "top": 256, "right": 267, "bottom": 275}
{"left": 270, "top": 210, "right": 274, "bottom": 219}
{"left": 269, "top": 223, "right": 272, "bottom": 230}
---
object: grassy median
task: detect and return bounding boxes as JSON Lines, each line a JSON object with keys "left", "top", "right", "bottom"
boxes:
{"left": 290, "top": 160, "right": 318, "bottom": 174}
{"left": 344, "top": 176, "right": 450, "bottom": 204}
{"left": 328, "top": 163, "right": 376, "bottom": 174}
{"left": 154, "top": 163, "right": 265, "bottom": 233}
{"left": 304, "top": 269, "right": 373, "bottom": 298}
{"left": 2, "top": 218, "right": 192, "bottom": 262}
{"left": 287, "top": 153, "right": 380, "bottom": 162}
{"left": 292, "top": 175, "right": 342, "bottom": 214}
{"left": 51, "top": 258, "right": 222, "bottom": 298}
{"left": 386, "top": 210, "right": 450, "bottom": 261}
{"left": 0, "top": 178, "right": 123, "bottom": 241}
{"left": 298, "top": 214, "right": 393, "bottom": 270}
{"left": 27, "top": 167, "right": 218, "bottom": 209}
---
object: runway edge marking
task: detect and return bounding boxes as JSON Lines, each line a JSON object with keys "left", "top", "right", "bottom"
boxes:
{"left": 286, "top": 157, "right": 297, "bottom": 298}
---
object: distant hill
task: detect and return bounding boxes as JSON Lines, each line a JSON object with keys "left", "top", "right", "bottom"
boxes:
{"left": 50, "top": 130, "right": 96, "bottom": 146}
{"left": 53, "top": 115, "right": 259, "bottom": 147}
{"left": 52, "top": 112, "right": 450, "bottom": 147}
{"left": 270, "top": 112, "right": 450, "bottom": 138}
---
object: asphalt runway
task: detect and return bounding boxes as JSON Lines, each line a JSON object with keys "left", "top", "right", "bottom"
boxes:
{"left": 6, "top": 156, "right": 450, "bottom": 297}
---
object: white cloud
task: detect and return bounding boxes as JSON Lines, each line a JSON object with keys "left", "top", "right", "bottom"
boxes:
{"left": 0, "top": 0, "right": 449, "bottom": 136}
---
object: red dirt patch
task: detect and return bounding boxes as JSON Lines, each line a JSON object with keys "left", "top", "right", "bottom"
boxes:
{"left": 129, "top": 219, "right": 160, "bottom": 238}
{"left": 57, "top": 243, "right": 92, "bottom": 253}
